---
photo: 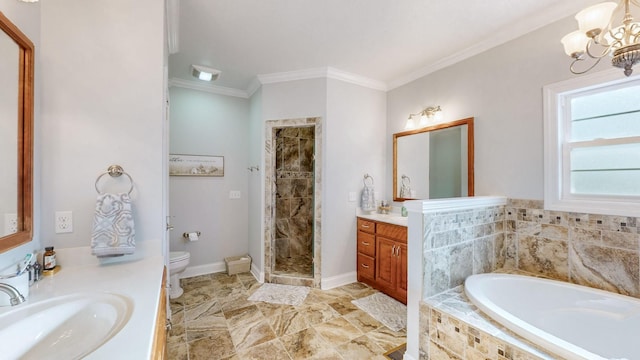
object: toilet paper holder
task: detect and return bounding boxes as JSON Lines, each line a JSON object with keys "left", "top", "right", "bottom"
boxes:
{"left": 183, "top": 231, "right": 201, "bottom": 239}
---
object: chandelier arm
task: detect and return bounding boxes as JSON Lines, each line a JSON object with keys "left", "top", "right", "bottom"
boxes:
{"left": 585, "top": 38, "right": 613, "bottom": 59}
{"left": 569, "top": 56, "right": 603, "bottom": 75}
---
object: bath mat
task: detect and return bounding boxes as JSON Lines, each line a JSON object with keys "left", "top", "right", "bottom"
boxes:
{"left": 352, "top": 292, "right": 406, "bottom": 331}
{"left": 247, "top": 283, "right": 310, "bottom": 306}
{"left": 384, "top": 343, "right": 406, "bottom": 360}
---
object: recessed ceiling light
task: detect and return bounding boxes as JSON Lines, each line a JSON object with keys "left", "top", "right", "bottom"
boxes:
{"left": 191, "top": 65, "right": 221, "bottom": 82}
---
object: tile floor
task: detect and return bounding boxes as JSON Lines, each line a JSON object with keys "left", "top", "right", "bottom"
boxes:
{"left": 274, "top": 254, "right": 313, "bottom": 277}
{"left": 167, "top": 272, "right": 406, "bottom": 360}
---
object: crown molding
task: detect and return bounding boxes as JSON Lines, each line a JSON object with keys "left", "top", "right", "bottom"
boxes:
{"left": 388, "top": 2, "right": 589, "bottom": 90}
{"left": 256, "top": 67, "right": 387, "bottom": 91}
{"left": 325, "top": 67, "right": 387, "bottom": 91}
{"left": 246, "top": 77, "right": 262, "bottom": 97}
{"left": 169, "top": 78, "right": 249, "bottom": 98}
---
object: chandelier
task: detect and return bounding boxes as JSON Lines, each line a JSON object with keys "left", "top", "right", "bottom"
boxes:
{"left": 561, "top": 0, "right": 640, "bottom": 76}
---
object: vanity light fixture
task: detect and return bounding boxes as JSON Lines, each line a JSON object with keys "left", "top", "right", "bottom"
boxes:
{"left": 405, "top": 106, "right": 443, "bottom": 130}
{"left": 191, "top": 65, "right": 221, "bottom": 81}
{"left": 18, "top": 0, "right": 38, "bottom": 2}
{"left": 562, "top": 0, "right": 640, "bottom": 76}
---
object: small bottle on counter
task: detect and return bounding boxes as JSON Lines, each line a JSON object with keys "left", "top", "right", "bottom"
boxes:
{"left": 43, "top": 246, "right": 57, "bottom": 271}
{"left": 32, "top": 260, "right": 42, "bottom": 282}
{"left": 401, "top": 206, "right": 408, "bottom": 217}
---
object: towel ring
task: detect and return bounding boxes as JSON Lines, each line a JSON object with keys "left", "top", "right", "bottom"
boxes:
{"left": 363, "top": 174, "right": 374, "bottom": 187}
{"left": 95, "top": 165, "right": 134, "bottom": 195}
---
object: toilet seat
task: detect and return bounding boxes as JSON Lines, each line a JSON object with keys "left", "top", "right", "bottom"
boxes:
{"left": 170, "top": 251, "right": 190, "bottom": 263}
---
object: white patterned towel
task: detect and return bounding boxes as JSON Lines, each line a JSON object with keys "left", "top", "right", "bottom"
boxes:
{"left": 91, "top": 193, "right": 136, "bottom": 257}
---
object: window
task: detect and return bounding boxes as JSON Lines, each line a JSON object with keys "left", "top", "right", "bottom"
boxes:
{"left": 544, "top": 69, "right": 640, "bottom": 217}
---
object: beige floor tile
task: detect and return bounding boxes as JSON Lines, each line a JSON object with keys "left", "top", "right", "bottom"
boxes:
{"left": 280, "top": 327, "right": 334, "bottom": 360}
{"left": 313, "top": 316, "right": 363, "bottom": 345}
{"left": 366, "top": 326, "right": 407, "bottom": 351}
{"left": 334, "top": 335, "right": 387, "bottom": 360}
{"left": 166, "top": 272, "right": 405, "bottom": 359}
{"left": 187, "top": 330, "right": 236, "bottom": 360}
{"left": 328, "top": 295, "right": 360, "bottom": 315}
{"left": 235, "top": 339, "right": 291, "bottom": 360}
{"left": 229, "top": 319, "right": 277, "bottom": 351}
{"left": 268, "top": 309, "right": 309, "bottom": 336}
{"left": 299, "top": 302, "right": 340, "bottom": 326}
{"left": 343, "top": 309, "right": 384, "bottom": 333}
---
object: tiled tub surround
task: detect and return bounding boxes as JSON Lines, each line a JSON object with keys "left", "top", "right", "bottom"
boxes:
{"left": 411, "top": 198, "right": 640, "bottom": 360}
{"left": 422, "top": 204, "right": 506, "bottom": 298}
{"left": 419, "top": 272, "right": 559, "bottom": 360}
{"left": 503, "top": 199, "right": 640, "bottom": 298}
{"left": 264, "top": 118, "right": 322, "bottom": 288}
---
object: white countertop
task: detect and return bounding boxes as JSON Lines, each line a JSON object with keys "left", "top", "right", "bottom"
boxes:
{"left": 0, "top": 245, "right": 165, "bottom": 359}
{"left": 357, "top": 211, "right": 408, "bottom": 227}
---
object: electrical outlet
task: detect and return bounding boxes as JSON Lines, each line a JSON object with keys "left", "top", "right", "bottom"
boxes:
{"left": 55, "top": 211, "right": 73, "bottom": 233}
{"left": 4, "top": 213, "right": 17, "bottom": 234}
{"left": 229, "top": 190, "right": 241, "bottom": 199}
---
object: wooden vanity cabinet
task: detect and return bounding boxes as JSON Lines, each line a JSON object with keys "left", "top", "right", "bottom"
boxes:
{"left": 357, "top": 219, "right": 376, "bottom": 283}
{"left": 357, "top": 218, "right": 407, "bottom": 304}
{"left": 151, "top": 266, "right": 168, "bottom": 359}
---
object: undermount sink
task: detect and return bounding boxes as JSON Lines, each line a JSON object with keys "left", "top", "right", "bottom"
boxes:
{"left": 0, "top": 292, "right": 133, "bottom": 360}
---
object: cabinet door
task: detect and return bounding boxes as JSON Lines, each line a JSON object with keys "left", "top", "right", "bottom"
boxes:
{"left": 396, "top": 242, "right": 408, "bottom": 303}
{"left": 376, "top": 237, "right": 395, "bottom": 289}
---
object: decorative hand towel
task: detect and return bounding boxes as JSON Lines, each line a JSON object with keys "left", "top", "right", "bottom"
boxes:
{"left": 91, "top": 193, "right": 136, "bottom": 257}
{"left": 361, "top": 175, "right": 376, "bottom": 212}
{"left": 399, "top": 175, "right": 412, "bottom": 198}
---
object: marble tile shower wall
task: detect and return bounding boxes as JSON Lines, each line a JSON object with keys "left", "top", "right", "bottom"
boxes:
{"left": 274, "top": 127, "right": 315, "bottom": 261}
{"left": 423, "top": 205, "right": 506, "bottom": 298}
{"left": 504, "top": 198, "right": 640, "bottom": 298}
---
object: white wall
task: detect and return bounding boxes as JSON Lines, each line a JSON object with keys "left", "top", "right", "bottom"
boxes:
{"left": 255, "top": 77, "right": 387, "bottom": 283}
{"left": 324, "top": 78, "right": 386, "bottom": 279}
{"left": 0, "top": 0, "right": 41, "bottom": 267}
{"left": 39, "top": 0, "right": 165, "bottom": 254}
{"left": 248, "top": 88, "right": 263, "bottom": 272}
{"left": 386, "top": 16, "right": 609, "bottom": 201}
{"left": 168, "top": 87, "right": 250, "bottom": 269}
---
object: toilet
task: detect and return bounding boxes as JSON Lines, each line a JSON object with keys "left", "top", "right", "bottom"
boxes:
{"left": 169, "top": 251, "right": 191, "bottom": 299}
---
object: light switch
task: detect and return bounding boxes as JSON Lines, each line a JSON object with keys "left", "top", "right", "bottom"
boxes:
{"left": 229, "top": 190, "right": 241, "bottom": 199}
{"left": 348, "top": 192, "right": 357, "bottom": 202}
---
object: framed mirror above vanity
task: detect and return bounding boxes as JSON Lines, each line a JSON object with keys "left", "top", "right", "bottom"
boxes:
{"left": 0, "top": 12, "right": 34, "bottom": 251}
{"left": 393, "top": 117, "right": 474, "bottom": 201}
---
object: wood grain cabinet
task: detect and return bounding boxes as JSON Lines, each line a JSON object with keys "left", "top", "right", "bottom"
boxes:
{"left": 356, "top": 218, "right": 407, "bottom": 304}
{"left": 151, "top": 266, "right": 168, "bottom": 359}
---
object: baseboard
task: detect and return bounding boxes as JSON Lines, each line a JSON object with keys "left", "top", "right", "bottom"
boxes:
{"left": 403, "top": 353, "right": 416, "bottom": 360}
{"left": 251, "top": 263, "right": 264, "bottom": 283}
{"left": 179, "top": 261, "right": 225, "bottom": 279}
{"left": 321, "top": 271, "right": 357, "bottom": 290}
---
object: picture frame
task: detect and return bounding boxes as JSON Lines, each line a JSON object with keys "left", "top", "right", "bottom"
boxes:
{"left": 169, "top": 154, "right": 224, "bottom": 177}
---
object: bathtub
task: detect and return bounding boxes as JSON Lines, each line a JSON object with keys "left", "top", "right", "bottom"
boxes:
{"left": 464, "top": 273, "right": 640, "bottom": 360}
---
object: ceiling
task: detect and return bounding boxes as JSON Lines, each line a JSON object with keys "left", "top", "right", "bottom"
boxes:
{"left": 167, "top": 0, "right": 602, "bottom": 95}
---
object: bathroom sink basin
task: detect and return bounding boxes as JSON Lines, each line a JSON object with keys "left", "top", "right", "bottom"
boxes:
{"left": 0, "top": 292, "right": 133, "bottom": 360}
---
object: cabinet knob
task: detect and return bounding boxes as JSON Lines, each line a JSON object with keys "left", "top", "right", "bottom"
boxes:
{"left": 361, "top": 224, "right": 370, "bottom": 229}
{"left": 361, "top": 264, "right": 370, "bottom": 269}
{"left": 361, "top": 241, "right": 370, "bottom": 246}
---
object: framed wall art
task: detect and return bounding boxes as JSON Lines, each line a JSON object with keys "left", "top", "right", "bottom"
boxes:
{"left": 169, "top": 154, "right": 224, "bottom": 177}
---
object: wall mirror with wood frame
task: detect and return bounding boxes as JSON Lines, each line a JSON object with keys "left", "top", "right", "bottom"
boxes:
{"left": 393, "top": 117, "right": 474, "bottom": 201}
{"left": 0, "top": 12, "right": 34, "bottom": 252}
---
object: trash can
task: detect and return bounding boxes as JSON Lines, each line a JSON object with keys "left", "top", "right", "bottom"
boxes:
{"left": 224, "top": 255, "right": 252, "bottom": 275}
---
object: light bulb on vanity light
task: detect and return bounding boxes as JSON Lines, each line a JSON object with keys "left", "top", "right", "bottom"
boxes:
{"left": 404, "top": 116, "right": 416, "bottom": 130}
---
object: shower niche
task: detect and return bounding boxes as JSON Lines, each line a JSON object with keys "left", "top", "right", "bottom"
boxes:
{"left": 264, "top": 117, "right": 322, "bottom": 287}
